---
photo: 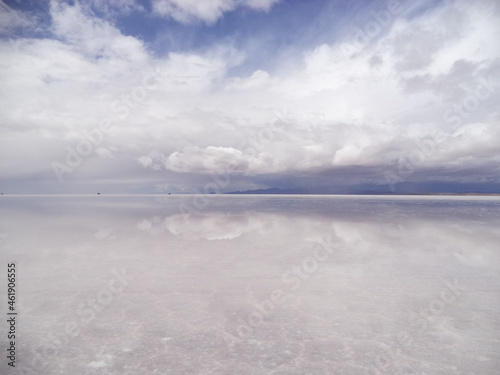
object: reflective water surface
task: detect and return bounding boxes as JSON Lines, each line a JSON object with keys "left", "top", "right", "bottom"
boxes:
{"left": 1, "top": 195, "right": 499, "bottom": 374}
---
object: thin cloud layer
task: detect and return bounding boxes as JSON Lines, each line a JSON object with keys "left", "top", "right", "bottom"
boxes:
{"left": 152, "top": 0, "right": 280, "bottom": 24}
{"left": 0, "top": 0, "right": 499, "bottom": 194}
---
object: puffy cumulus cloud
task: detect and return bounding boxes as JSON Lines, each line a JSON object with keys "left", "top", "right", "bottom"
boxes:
{"left": 151, "top": 0, "right": 280, "bottom": 24}
{"left": 137, "top": 121, "right": 403, "bottom": 176}
{"left": 139, "top": 146, "right": 274, "bottom": 175}
{"left": 166, "top": 146, "right": 249, "bottom": 173}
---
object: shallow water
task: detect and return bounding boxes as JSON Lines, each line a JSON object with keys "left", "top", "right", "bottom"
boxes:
{"left": 1, "top": 195, "right": 499, "bottom": 374}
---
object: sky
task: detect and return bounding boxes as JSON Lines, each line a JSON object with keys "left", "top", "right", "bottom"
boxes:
{"left": 0, "top": 0, "right": 499, "bottom": 194}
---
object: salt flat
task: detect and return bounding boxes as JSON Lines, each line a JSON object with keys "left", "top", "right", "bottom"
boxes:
{"left": 1, "top": 195, "right": 499, "bottom": 374}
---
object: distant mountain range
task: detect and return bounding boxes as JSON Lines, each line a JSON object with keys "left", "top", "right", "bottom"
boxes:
{"left": 225, "top": 187, "right": 500, "bottom": 195}
{"left": 225, "top": 187, "right": 398, "bottom": 195}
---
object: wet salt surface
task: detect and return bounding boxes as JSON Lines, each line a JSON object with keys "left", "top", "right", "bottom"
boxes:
{"left": 1, "top": 195, "right": 499, "bottom": 374}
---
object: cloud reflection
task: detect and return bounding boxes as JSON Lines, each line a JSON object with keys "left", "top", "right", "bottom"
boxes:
{"left": 1, "top": 196, "right": 499, "bottom": 374}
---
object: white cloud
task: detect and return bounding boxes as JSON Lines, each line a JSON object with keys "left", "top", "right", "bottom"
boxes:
{"left": 151, "top": 0, "right": 280, "bottom": 24}
{"left": 333, "top": 145, "right": 365, "bottom": 166}
{"left": 50, "top": 1, "right": 147, "bottom": 62}
{"left": 87, "top": 0, "right": 143, "bottom": 16}
{"left": 0, "top": 0, "right": 499, "bottom": 192}
{"left": 140, "top": 146, "right": 275, "bottom": 175}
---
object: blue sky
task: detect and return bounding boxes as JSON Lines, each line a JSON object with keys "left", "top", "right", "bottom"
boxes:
{"left": 0, "top": 0, "right": 499, "bottom": 194}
